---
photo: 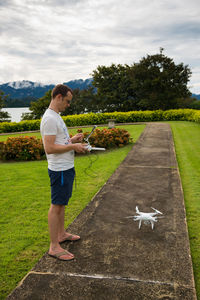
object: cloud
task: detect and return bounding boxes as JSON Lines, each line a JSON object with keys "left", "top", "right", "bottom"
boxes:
{"left": 0, "top": 0, "right": 200, "bottom": 92}
{"left": 0, "top": 0, "right": 12, "bottom": 7}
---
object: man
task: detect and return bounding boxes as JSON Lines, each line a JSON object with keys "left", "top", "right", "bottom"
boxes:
{"left": 40, "top": 84, "right": 87, "bottom": 261}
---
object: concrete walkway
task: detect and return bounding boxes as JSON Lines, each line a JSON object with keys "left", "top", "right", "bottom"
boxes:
{"left": 7, "top": 123, "right": 196, "bottom": 300}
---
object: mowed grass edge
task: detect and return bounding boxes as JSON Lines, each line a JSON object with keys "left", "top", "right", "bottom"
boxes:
{"left": 0, "top": 125, "right": 145, "bottom": 299}
{"left": 169, "top": 121, "right": 200, "bottom": 298}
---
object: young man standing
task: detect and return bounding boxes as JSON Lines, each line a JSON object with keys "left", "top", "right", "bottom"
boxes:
{"left": 40, "top": 84, "right": 87, "bottom": 261}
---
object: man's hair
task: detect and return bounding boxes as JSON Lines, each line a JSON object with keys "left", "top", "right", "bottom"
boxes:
{"left": 51, "top": 84, "right": 73, "bottom": 99}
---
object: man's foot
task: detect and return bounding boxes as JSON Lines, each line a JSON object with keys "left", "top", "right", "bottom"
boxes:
{"left": 48, "top": 249, "right": 74, "bottom": 261}
{"left": 59, "top": 232, "right": 80, "bottom": 243}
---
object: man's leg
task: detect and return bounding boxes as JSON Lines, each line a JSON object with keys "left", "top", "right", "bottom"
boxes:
{"left": 48, "top": 204, "right": 74, "bottom": 260}
{"left": 57, "top": 205, "right": 80, "bottom": 243}
{"left": 57, "top": 205, "right": 67, "bottom": 241}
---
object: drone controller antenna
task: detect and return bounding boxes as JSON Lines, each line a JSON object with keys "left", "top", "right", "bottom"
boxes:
{"left": 84, "top": 125, "right": 97, "bottom": 143}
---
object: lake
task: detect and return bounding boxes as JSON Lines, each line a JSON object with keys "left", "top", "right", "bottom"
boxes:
{"left": 2, "top": 107, "right": 31, "bottom": 122}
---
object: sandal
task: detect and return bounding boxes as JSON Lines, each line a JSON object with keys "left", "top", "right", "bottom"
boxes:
{"left": 59, "top": 234, "right": 80, "bottom": 243}
{"left": 48, "top": 250, "right": 74, "bottom": 261}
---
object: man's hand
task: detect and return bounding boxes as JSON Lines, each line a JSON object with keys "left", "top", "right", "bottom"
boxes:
{"left": 73, "top": 143, "right": 88, "bottom": 153}
{"left": 70, "top": 133, "right": 84, "bottom": 143}
{"left": 43, "top": 135, "right": 88, "bottom": 154}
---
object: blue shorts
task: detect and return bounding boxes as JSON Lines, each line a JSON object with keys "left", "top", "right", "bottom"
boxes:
{"left": 48, "top": 167, "right": 75, "bottom": 205}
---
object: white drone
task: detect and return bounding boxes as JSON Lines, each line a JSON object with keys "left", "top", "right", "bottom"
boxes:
{"left": 84, "top": 125, "right": 105, "bottom": 152}
{"left": 126, "top": 206, "right": 163, "bottom": 229}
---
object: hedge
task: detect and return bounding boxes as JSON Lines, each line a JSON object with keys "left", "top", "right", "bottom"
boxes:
{"left": 0, "top": 109, "right": 200, "bottom": 133}
{"left": 0, "top": 120, "right": 41, "bottom": 133}
{"left": 0, "top": 128, "right": 132, "bottom": 161}
{"left": 0, "top": 136, "right": 45, "bottom": 161}
{"left": 82, "top": 128, "right": 132, "bottom": 148}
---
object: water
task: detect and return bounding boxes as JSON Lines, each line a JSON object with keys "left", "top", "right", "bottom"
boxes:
{"left": 2, "top": 107, "right": 30, "bottom": 122}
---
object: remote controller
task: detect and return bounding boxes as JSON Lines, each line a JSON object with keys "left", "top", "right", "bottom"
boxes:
{"left": 84, "top": 144, "right": 105, "bottom": 151}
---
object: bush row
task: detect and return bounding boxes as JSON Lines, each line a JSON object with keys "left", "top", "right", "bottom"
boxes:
{"left": 0, "top": 128, "right": 131, "bottom": 161}
{"left": 82, "top": 128, "right": 132, "bottom": 149}
{"left": 0, "top": 109, "right": 200, "bottom": 133}
{"left": 0, "top": 136, "right": 45, "bottom": 161}
{"left": 0, "top": 120, "right": 41, "bottom": 133}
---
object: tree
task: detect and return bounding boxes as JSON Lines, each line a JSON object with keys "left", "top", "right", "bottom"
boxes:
{"left": 187, "top": 98, "right": 200, "bottom": 110}
{"left": 61, "top": 87, "right": 101, "bottom": 115}
{"left": 22, "top": 87, "right": 98, "bottom": 120}
{"left": 79, "top": 86, "right": 100, "bottom": 113}
{"left": 61, "top": 88, "right": 87, "bottom": 116}
{"left": 4, "top": 96, "right": 37, "bottom": 108}
{"left": 22, "top": 90, "right": 51, "bottom": 120}
{"left": 0, "top": 90, "right": 11, "bottom": 122}
{"left": 92, "top": 64, "right": 138, "bottom": 112}
{"left": 130, "top": 48, "right": 192, "bottom": 110}
{"left": 91, "top": 49, "right": 192, "bottom": 111}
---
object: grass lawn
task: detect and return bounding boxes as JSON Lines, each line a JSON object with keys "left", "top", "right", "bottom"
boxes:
{"left": 1, "top": 122, "right": 200, "bottom": 299}
{"left": 0, "top": 131, "right": 42, "bottom": 141}
{"left": 169, "top": 121, "right": 200, "bottom": 298}
{"left": 0, "top": 124, "right": 145, "bottom": 299}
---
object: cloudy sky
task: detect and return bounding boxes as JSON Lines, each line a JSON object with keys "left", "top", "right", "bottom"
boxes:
{"left": 0, "top": 0, "right": 200, "bottom": 93}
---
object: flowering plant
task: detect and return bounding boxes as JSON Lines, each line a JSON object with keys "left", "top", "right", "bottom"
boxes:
{"left": 82, "top": 127, "right": 132, "bottom": 149}
{"left": 0, "top": 136, "right": 45, "bottom": 161}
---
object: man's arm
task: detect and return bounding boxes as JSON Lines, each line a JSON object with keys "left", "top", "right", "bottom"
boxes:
{"left": 70, "top": 133, "right": 84, "bottom": 143}
{"left": 43, "top": 135, "right": 87, "bottom": 154}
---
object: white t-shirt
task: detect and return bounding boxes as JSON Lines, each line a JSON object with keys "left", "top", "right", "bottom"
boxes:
{"left": 40, "top": 108, "right": 74, "bottom": 171}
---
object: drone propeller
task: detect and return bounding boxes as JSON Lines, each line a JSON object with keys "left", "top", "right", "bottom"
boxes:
{"left": 151, "top": 207, "right": 163, "bottom": 215}
{"left": 135, "top": 206, "right": 139, "bottom": 214}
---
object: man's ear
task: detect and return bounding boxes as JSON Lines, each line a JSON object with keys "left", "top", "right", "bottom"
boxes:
{"left": 56, "top": 94, "right": 63, "bottom": 101}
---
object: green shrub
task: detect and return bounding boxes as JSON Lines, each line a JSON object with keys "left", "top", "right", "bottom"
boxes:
{"left": 0, "top": 128, "right": 132, "bottom": 161}
{"left": 82, "top": 127, "right": 132, "bottom": 148}
{"left": 51, "top": 109, "right": 200, "bottom": 126}
{"left": 0, "top": 120, "right": 41, "bottom": 133}
{"left": 63, "top": 113, "right": 107, "bottom": 126}
{"left": 162, "top": 109, "right": 195, "bottom": 121}
{"left": 193, "top": 110, "right": 200, "bottom": 123}
{"left": 0, "top": 109, "right": 200, "bottom": 134}
{"left": 0, "top": 136, "right": 45, "bottom": 161}
{"left": 0, "top": 141, "right": 5, "bottom": 159}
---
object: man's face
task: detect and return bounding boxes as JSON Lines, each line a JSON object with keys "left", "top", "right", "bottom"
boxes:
{"left": 58, "top": 91, "right": 73, "bottom": 112}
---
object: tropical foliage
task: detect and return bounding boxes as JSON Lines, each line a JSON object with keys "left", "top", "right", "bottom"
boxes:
{"left": 0, "top": 128, "right": 132, "bottom": 161}
{"left": 1, "top": 109, "right": 200, "bottom": 134}
{"left": 20, "top": 50, "right": 196, "bottom": 120}
{"left": 0, "top": 90, "right": 10, "bottom": 122}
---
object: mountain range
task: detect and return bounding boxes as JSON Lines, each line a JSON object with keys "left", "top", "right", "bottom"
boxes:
{"left": 0, "top": 79, "right": 200, "bottom": 107}
{"left": 192, "top": 93, "right": 200, "bottom": 100}
{"left": 0, "top": 78, "right": 93, "bottom": 100}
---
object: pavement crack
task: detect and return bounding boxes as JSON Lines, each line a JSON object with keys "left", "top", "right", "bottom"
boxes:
{"left": 16, "top": 271, "right": 55, "bottom": 288}
{"left": 19, "top": 270, "right": 195, "bottom": 292}
{"left": 52, "top": 272, "right": 175, "bottom": 287}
